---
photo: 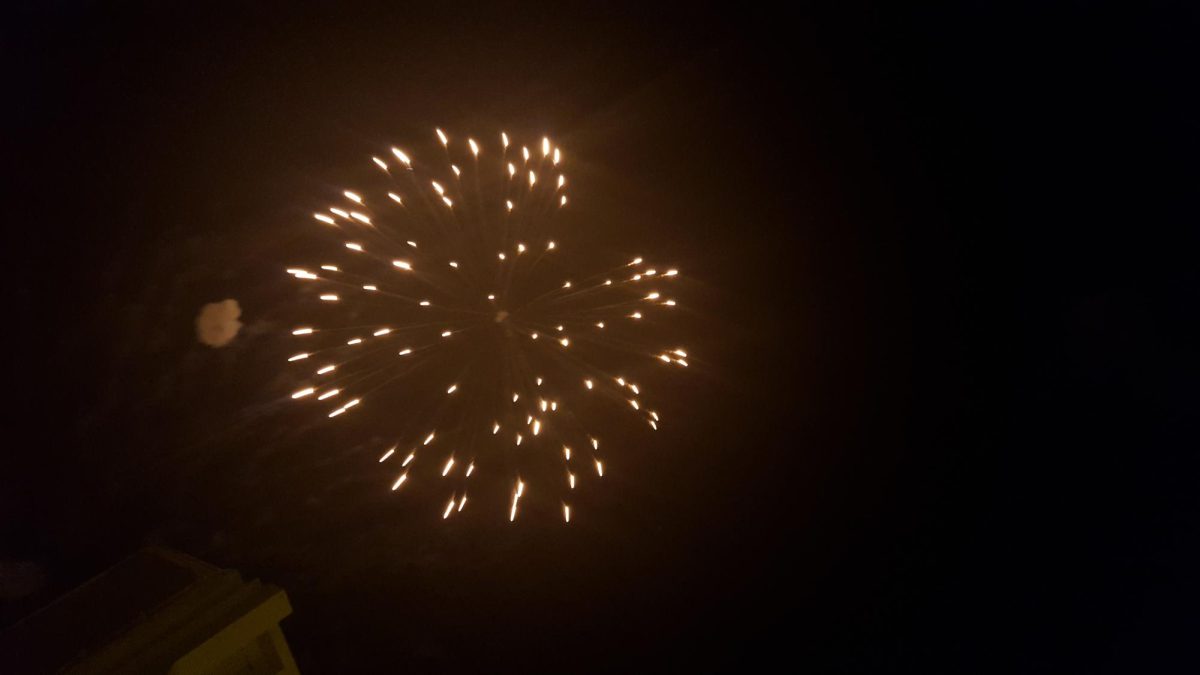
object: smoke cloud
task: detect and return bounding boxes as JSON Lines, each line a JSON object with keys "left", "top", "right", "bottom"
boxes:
{"left": 196, "top": 299, "right": 243, "bottom": 348}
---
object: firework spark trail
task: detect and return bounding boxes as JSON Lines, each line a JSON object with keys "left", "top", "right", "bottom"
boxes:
{"left": 285, "top": 130, "right": 689, "bottom": 522}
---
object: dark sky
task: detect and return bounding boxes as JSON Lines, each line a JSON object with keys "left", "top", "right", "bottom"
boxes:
{"left": 5, "top": 3, "right": 1199, "bottom": 673}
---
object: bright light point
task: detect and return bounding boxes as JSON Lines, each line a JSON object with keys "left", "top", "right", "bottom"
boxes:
{"left": 442, "top": 196, "right": 453, "bottom": 208}
{"left": 328, "top": 408, "right": 345, "bottom": 418}
{"left": 292, "top": 327, "right": 313, "bottom": 335}
{"left": 388, "top": 192, "right": 403, "bottom": 204}
{"left": 373, "top": 328, "right": 390, "bottom": 336}
{"left": 515, "top": 434, "right": 523, "bottom": 446}
{"left": 314, "top": 213, "right": 335, "bottom": 224}
{"left": 330, "top": 208, "right": 349, "bottom": 218}
{"left": 517, "top": 242, "right": 526, "bottom": 253}
{"left": 512, "top": 393, "right": 519, "bottom": 402}
{"left": 442, "top": 457, "right": 454, "bottom": 476}
{"left": 645, "top": 269, "right": 657, "bottom": 275}
{"left": 288, "top": 353, "right": 309, "bottom": 362}
{"left": 363, "top": 285, "right": 377, "bottom": 291}
{"left": 350, "top": 212, "right": 370, "bottom": 224}
{"left": 528, "top": 170, "right": 537, "bottom": 186}
{"left": 564, "top": 446, "right": 572, "bottom": 460}
{"left": 596, "top": 322, "right": 605, "bottom": 328}
{"left": 347, "top": 338, "right": 362, "bottom": 345}
{"left": 650, "top": 411, "right": 659, "bottom": 420}
{"left": 629, "top": 399, "right": 640, "bottom": 410}
{"left": 630, "top": 312, "right": 642, "bottom": 319}
{"left": 659, "top": 354, "right": 671, "bottom": 362}
{"left": 419, "top": 300, "right": 431, "bottom": 307}
{"left": 547, "top": 241, "right": 556, "bottom": 250}
{"left": 677, "top": 359, "right": 689, "bottom": 367}
{"left": 531, "top": 333, "right": 538, "bottom": 340}
{"left": 604, "top": 280, "right": 613, "bottom": 286}
{"left": 317, "top": 365, "right": 336, "bottom": 374}
{"left": 466, "top": 464, "right": 475, "bottom": 478}
{"left": 379, "top": 447, "right": 396, "bottom": 462}
{"left": 645, "top": 292, "right": 660, "bottom": 300}
{"left": 522, "top": 146, "right": 530, "bottom": 161}
{"left": 595, "top": 460, "right": 604, "bottom": 477}
{"left": 424, "top": 432, "right": 436, "bottom": 445}
{"left": 664, "top": 300, "right": 677, "bottom": 306}
{"left": 291, "top": 388, "right": 314, "bottom": 399}
{"left": 590, "top": 437, "right": 599, "bottom": 450}
{"left": 507, "top": 163, "right": 516, "bottom": 178}
{"left": 560, "top": 338, "right": 570, "bottom": 347}
{"left": 539, "top": 399, "right": 548, "bottom": 411}
{"left": 493, "top": 422, "right": 500, "bottom": 434}
{"left": 320, "top": 265, "right": 338, "bottom": 272}
{"left": 320, "top": 294, "right": 339, "bottom": 301}
{"left": 344, "top": 399, "right": 360, "bottom": 409}
{"left": 674, "top": 349, "right": 688, "bottom": 357}
{"left": 449, "top": 261, "right": 458, "bottom": 268}
{"left": 373, "top": 157, "right": 387, "bottom": 170}
{"left": 553, "top": 148, "right": 561, "bottom": 164}
{"left": 443, "top": 499, "right": 455, "bottom": 519}
{"left": 506, "top": 200, "right": 514, "bottom": 211}
{"left": 345, "top": 242, "right": 363, "bottom": 251}
{"left": 403, "top": 452, "right": 415, "bottom": 466}
{"left": 542, "top": 137, "right": 550, "bottom": 156}
{"left": 560, "top": 195, "right": 567, "bottom": 206}
{"left": 398, "top": 348, "right": 412, "bottom": 355}
{"left": 498, "top": 252, "right": 506, "bottom": 260}
{"left": 502, "top": 132, "right": 510, "bottom": 147}
{"left": 650, "top": 421, "right": 658, "bottom": 430}
{"left": 563, "top": 281, "right": 572, "bottom": 288}
{"left": 343, "top": 190, "right": 363, "bottom": 204}
{"left": 568, "top": 472, "right": 576, "bottom": 488}
{"left": 446, "top": 384, "right": 457, "bottom": 394}
{"left": 564, "top": 505, "right": 571, "bottom": 522}
{"left": 665, "top": 269, "right": 679, "bottom": 276}
{"left": 630, "top": 384, "right": 640, "bottom": 394}
{"left": 487, "top": 294, "right": 495, "bottom": 300}
{"left": 537, "top": 377, "right": 544, "bottom": 386}
{"left": 391, "top": 147, "right": 411, "bottom": 166}
{"left": 557, "top": 175, "right": 565, "bottom": 188}
{"left": 451, "top": 165, "right": 460, "bottom": 177}
{"left": 458, "top": 494, "right": 467, "bottom": 511}
{"left": 436, "top": 128, "right": 448, "bottom": 145}
{"left": 469, "top": 138, "right": 479, "bottom": 156}
{"left": 532, "top": 420, "right": 541, "bottom": 435}
{"left": 585, "top": 379, "right": 593, "bottom": 389}
{"left": 391, "top": 474, "right": 408, "bottom": 490}
{"left": 633, "top": 274, "right": 642, "bottom": 281}
{"left": 431, "top": 180, "right": 445, "bottom": 195}
{"left": 317, "top": 389, "right": 339, "bottom": 400}
{"left": 407, "top": 240, "right": 418, "bottom": 248}
{"left": 441, "top": 330, "right": 452, "bottom": 338}
{"left": 392, "top": 260, "right": 412, "bottom": 270}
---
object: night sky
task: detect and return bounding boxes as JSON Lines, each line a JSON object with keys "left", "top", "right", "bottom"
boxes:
{"left": 5, "top": 4, "right": 1198, "bottom": 673}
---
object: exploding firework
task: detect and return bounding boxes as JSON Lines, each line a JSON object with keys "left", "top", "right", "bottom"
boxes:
{"left": 284, "top": 129, "right": 689, "bottom": 522}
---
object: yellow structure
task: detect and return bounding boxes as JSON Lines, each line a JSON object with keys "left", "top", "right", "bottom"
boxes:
{"left": 0, "top": 547, "right": 299, "bottom": 674}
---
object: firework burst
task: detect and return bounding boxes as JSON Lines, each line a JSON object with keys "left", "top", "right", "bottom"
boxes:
{"left": 284, "top": 129, "right": 689, "bottom": 523}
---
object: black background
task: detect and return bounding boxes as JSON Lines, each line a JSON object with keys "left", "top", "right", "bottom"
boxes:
{"left": 5, "top": 3, "right": 1198, "bottom": 672}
